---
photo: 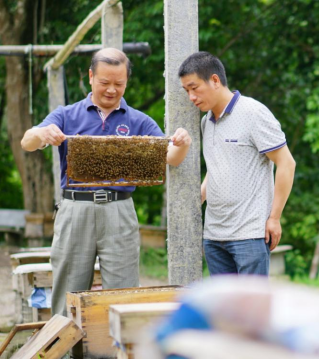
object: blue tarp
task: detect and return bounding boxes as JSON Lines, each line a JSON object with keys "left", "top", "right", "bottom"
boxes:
{"left": 28, "top": 287, "right": 52, "bottom": 309}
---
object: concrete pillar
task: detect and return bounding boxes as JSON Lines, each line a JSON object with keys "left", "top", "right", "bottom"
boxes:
{"left": 47, "top": 66, "right": 65, "bottom": 204}
{"left": 164, "top": 0, "right": 202, "bottom": 285}
{"left": 101, "top": 0, "right": 123, "bottom": 50}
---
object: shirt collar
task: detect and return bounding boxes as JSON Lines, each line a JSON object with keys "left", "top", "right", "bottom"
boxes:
{"left": 85, "top": 92, "right": 128, "bottom": 113}
{"left": 209, "top": 90, "right": 241, "bottom": 123}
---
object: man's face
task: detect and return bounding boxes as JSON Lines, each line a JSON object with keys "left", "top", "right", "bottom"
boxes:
{"left": 181, "top": 73, "right": 217, "bottom": 112}
{"left": 89, "top": 62, "right": 127, "bottom": 112}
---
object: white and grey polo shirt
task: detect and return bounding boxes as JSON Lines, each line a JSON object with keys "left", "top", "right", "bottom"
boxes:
{"left": 202, "top": 91, "right": 286, "bottom": 241}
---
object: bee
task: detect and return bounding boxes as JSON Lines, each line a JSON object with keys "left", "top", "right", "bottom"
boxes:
{"left": 67, "top": 135, "right": 169, "bottom": 186}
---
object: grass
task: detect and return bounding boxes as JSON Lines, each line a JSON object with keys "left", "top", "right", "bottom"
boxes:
{"left": 140, "top": 247, "right": 168, "bottom": 280}
{"left": 140, "top": 247, "right": 211, "bottom": 280}
{"left": 140, "top": 247, "right": 319, "bottom": 287}
{"left": 291, "top": 275, "right": 319, "bottom": 287}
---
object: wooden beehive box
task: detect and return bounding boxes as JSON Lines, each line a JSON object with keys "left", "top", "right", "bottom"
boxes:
{"left": 10, "top": 251, "right": 51, "bottom": 270}
{"left": 109, "top": 302, "right": 179, "bottom": 344}
{"left": 11, "top": 315, "right": 84, "bottom": 359}
{"left": 66, "top": 135, "right": 170, "bottom": 187}
{"left": 66, "top": 285, "right": 184, "bottom": 359}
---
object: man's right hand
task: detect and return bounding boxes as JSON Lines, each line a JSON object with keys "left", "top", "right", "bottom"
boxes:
{"left": 21, "top": 124, "right": 66, "bottom": 152}
{"left": 38, "top": 124, "right": 66, "bottom": 146}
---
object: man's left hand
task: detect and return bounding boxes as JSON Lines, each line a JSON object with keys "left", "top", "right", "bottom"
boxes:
{"left": 171, "top": 128, "right": 192, "bottom": 147}
{"left": 265, "top": 217, "right": 282, "bottom": 251}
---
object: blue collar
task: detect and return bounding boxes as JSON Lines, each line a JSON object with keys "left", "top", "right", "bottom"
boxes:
{"left": 85, "top": 92, "right": 128, "bottom": 112}
{"left": 209, "top": 90, "right": 241, "bottom": 123}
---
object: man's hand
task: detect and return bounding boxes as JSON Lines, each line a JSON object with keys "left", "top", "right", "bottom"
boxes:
{"left": 38, "top": 124, "right": 66, "bottom": 146}
{"left": 171, "top": 128, "right": 192, "bottom": 147}
{"left": 201, "top": 174, "right": 208, "bottom": 204}
{"left": 166, "top": 128, "right": 192, "bottom": 166}
{"left": 265, "top": 217, "right": 282, "bottom": 251}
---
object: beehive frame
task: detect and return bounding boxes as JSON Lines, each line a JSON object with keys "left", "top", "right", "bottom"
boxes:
{"left": 66, "top": 135, "right": 170, "bottom": 187}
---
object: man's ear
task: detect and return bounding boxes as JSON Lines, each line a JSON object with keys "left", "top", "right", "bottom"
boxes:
{"left": 211, "top": 74, "right": 221, "bottom": 88}
{"left": 89, "top": 69, "right": 93, "bottom": 85}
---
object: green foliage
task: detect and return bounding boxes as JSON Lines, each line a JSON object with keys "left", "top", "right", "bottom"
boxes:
{"left": 291, "top": 275, "right": 319, "bottom": 287}
{"left": 140, "top": 247, "right": 168, "bottom": 279}
{"left": 0, "top": 0, "right": 318, "bottom": 273}
{"left": 285, "top": 249, "right": 309, "bottom": 279}
{"left": 0, "top": 125, "right": 23, "bottom": 209}
{"left": 303, "top": 85, "right": 319, "bottom": 153}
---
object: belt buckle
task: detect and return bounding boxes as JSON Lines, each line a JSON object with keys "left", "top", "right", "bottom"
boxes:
{"left": 93, "top": 190, "right": 112, "bottom": 203}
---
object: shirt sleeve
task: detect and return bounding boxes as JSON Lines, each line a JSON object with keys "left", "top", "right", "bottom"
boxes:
{"left": 250, "top": 104, "right": 286, "bottom": 154}
{"left": 201, "top": 114, "right": 208, "bottom": 135}
{"left": 143, "top": 116, "right": 165, "bottom": 136}
{"left": 36, "top": 106, "right": 65, "bottom": 131}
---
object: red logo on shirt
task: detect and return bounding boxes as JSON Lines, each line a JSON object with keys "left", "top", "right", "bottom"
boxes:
{"left": 116, "top": 124, "right": 130, "bottom": 136}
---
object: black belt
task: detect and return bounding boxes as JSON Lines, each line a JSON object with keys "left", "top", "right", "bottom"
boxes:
{"left": 63, "top": 190, "right": 131, "bottom": 203}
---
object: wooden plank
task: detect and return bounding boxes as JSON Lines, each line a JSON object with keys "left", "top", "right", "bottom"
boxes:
{"left": 0, "top": 322, "right": 46, "bottom": 357}
{"left": 109, "top": 302, "right": 180, "bottom": 344}
{"left": 67, "top": 285, "right": 184, "bottom": 359}
{"left": 12, "top": 315, "right": 84, "bottom": 359}
{"left": 0, "top": 209, "right": 30, "bottom": 228}
{"left": 10, "top": 252, "right": 51, "bottom": 270}
{"left": 33, "top": 271, "right": 53, "bottom": 288}
{"left": 32, "top": 308, "right": 51, "bottom": 322}
{"left": 139, "top": 226, "right": 167, "bottom": 248}
{"left": 93, "top": 270, "right": 102, "bottom": 286}
{"left": 101, "top": 0, "right": 123, "bottom": 50}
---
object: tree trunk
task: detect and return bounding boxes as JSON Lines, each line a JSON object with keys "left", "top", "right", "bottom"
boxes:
{"left": 5, "top": 56, "right": 53, "bottom": 213}
{"left": 0, "top": 0, "right": 54, "bottom": 213}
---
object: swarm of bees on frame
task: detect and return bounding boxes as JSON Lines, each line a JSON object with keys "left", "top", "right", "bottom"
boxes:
{"left": 67, "top": 135, "right": 169, "bottom": 186}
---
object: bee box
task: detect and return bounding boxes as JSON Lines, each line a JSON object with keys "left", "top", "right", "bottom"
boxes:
{"left": 10, "top": 251, "right": 51, "bottom": 271}
{"left": 109, "top": 302, "right": 180, "bottom": 358}
{"left": 11, "top": 315, "right": 84, "bottom": 359}
{"left": 66, "top": 135, "right": 170, "bottom": 187}
{"left": 66, "top": 285, "right": 184, "bottom": 359}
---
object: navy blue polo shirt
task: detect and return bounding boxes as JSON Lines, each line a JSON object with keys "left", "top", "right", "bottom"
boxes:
{"left": 37, "top": 93, "right": 164, "bottom": 192}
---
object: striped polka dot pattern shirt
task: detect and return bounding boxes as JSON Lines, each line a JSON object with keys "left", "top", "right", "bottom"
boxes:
{"left": 202, "top": 91, "right": 286, "bottom": 241}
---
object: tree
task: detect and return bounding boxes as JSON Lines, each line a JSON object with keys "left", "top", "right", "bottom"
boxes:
{"left": 0, "top": 0, "right": 318, "bottom": 276}
{"left": 0, "top": 0, "right": 53, "bottom": 212}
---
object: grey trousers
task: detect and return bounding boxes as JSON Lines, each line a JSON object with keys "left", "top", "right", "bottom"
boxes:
{"left": 50, "top": 197, "right": 140, "bottom": 316}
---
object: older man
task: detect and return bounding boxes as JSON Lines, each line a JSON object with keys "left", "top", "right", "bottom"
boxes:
{"left": 21, "top": 48, "right": 191, "bottom": 316}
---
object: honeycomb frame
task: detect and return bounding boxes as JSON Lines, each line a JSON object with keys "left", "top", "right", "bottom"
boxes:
{"left": 66, "top": 135, "right": 170, "bottom": 187}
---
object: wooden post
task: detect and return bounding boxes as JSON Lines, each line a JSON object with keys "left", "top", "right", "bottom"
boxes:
{"left": 101, "top": 0, "right": 123, "bottom": 50}
{"left": 164, "top": 0, "right": 202, "bottom": 285}
{"left": 47, "top": 66, "right": 65, "bottom": 204}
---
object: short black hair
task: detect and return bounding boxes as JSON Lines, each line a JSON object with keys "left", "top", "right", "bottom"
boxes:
{"left": 90, "top": 52, "right": 132, "bottom": 78}
{"left": 178, "top": 51, "right": 228, "bottom": 86}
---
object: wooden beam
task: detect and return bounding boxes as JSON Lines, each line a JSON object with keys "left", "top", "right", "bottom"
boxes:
{"left": 0, "top": 322, "right": 46, "bottom": 357}
{"left": 102, "top": 0, "right": 123, "bottom": 49}
{"left": 44, "top": 0, "right": 116, "bottom": 70}
{"left": 164, "top": 0, "right": 202, "bottom": 286}
{"left": 47, "top": 67, "right": 65, "bottom": 204}
{"left": 0, "top": 43, "right": 151, "bottom": 56}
